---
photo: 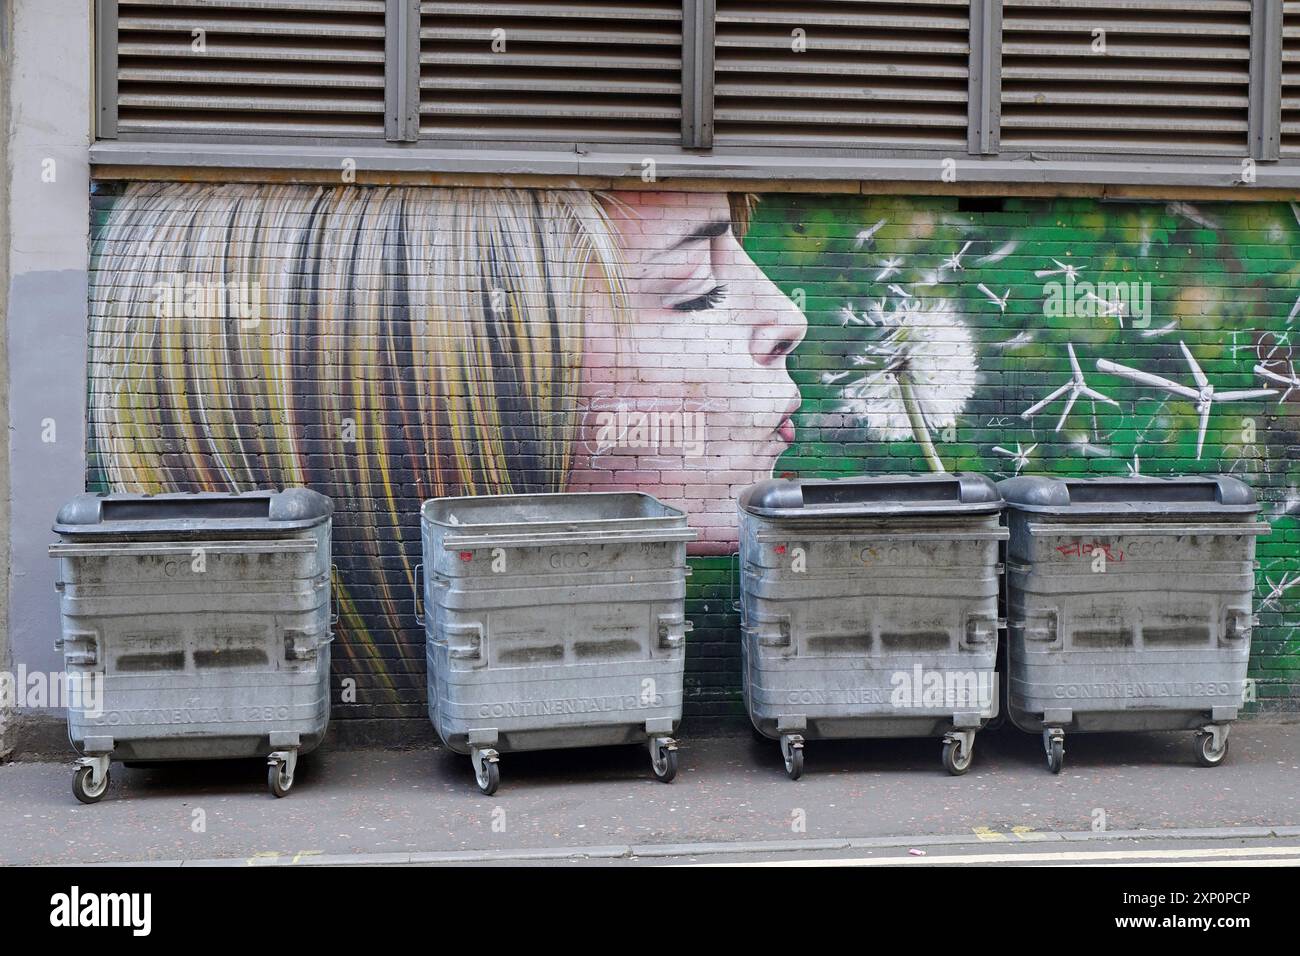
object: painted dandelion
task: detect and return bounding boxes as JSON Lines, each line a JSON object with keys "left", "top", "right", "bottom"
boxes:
{"left": 833, "top": 296, "right": 977, "bottom": 472}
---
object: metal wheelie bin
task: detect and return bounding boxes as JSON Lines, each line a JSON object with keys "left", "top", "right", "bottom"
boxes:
{"left": 419, "top": 492, "right": 696, "bottom": 794}
{"left": 737, "top": 474, "right": 1007, "bottom": 778}
{"left": 50, "top": 489, "right": 333, "bottom": 802}
{"left": 998, "top": 475, "right": 1268, "bottom": 774}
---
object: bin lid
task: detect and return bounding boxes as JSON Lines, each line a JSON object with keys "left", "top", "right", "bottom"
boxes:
{"left": 996, "top": 475, "right": 1257, "bottom": 518}
{"left": 424, "top": 491, "right": 682, "bottom": 526}
{"left": 421, "top": 492, "right": 695, "bottom": 547}
{"left": 53, "top": 488, "right": 332, "bottom": 538}
{"left": 738, "top": 473, "right": 1004, "bottom": 519}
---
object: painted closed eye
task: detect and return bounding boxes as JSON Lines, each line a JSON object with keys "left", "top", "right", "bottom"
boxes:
{"left": 672, "top": 284, "right": 729, "bottom": 312}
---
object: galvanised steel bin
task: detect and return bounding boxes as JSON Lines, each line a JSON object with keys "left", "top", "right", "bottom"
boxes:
{"left": 419, "top": 492, "right": 697, "bottom": 794}
{"left": 999, "top": 475, "right": 1268, "bottom": 774}
{"left": 50, "top": 489, "right": 333, "bottom": 802}
{"left": 737, "top": 474, "right": 1007, "bottom": 779}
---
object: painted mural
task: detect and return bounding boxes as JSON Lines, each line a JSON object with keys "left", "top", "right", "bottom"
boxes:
{"left": 87, "top": 184, "right": 1300, "bottom": 715}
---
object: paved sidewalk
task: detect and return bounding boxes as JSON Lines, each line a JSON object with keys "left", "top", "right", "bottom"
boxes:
{"left": 2, "top": 721, "right": 1297, "bottom": 866}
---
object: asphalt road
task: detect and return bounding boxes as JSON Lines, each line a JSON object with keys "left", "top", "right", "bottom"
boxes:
{"left": 2, "top": 720, "right": 1297, "bottom": 866}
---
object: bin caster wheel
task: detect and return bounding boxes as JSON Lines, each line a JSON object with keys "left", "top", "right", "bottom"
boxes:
{"left": 650, "top": 737, "right": 678, "bottom": 783}
{"left": 472, "top": 749, "right": 500, "bottom": 796}
{"left": 780, "top": 734, "right": 804, "bottom": 781}
{"left": 268, "top": 762, "right": 294, "bottom": 798}
{"left": 942, "top": 739, "right": 973, "bottom": 776}
{"left": 1195, "top": 732, "right": 1229, "bottom": 767}
{"left": 73, "top": 765, "right": 109, "bottom": 805}
{"left": 1046, "top": 737, "right": 1064, "bottom": 775}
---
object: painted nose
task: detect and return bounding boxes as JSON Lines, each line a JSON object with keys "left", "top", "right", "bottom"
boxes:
{"left": 750, "top": 276, "right": 808, "bottom": 369}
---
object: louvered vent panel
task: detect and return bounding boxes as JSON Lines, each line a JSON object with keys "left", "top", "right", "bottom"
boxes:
{"left": 712, "top": 0, "right": 971, "bottom": 149}
{"left": 1001, "top": 0, "right": 1252, "bottom": 155}
{"left": 419, "top": 2, "right": 683, "bottom": 144}
{"left": 115, "top": 0, "right": 388, "bottom": 138}
{"left": 1282, "top": 1, "right": 1300, "bottom": 154}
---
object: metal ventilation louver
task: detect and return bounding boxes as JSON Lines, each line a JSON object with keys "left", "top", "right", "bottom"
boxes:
{"left": 1001, "top": 0, "right": 1253, "bottom": 155}
{"left": 711, "top": 0, "right": 972, "bottom": 149}
{"left": 419, "top": 1, "right": 684, "bottom": 145}
{"left": 113, "top": 0, "right": 388, "bottom": 139}
{"left": 1282, "top": 0, "right": 1300, "bottom": 154}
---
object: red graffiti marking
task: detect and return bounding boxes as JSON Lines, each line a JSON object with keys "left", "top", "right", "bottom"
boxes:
{"left": 1056, "top": 541, "right": 1125, "bottom": 562}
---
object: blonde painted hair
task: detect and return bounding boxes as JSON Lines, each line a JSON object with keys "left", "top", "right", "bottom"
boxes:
{"left": 89, "top": 182, "right": 628, "bottom": 691}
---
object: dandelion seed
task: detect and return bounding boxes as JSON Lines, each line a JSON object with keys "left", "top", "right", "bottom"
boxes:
{"left": 854, "top": 219, "right": 887, "bottom": 249}
{"left": 839, "top": 306, "right": 865, "bottom": 328}
{"left": 1034, "top": 258, "right": 1085, "bottom": 280}
{"left": 993, "top": 442, "right": 1037, "bottom": 474}
{"left": 991, "top": 331, "right": 1034, "bottom": 350}
{"left": 1286, "top": 293, "right": 1300, "bottom": 326}
{"left": 1167, "top": 201, "right": 1220, "bottom": 231}
{"left": 941, "top": 241, "right": 973, "bottom": 272}
{"left": 875, "top": 257, "right": 903, "bottom": 281}
{"left": 1261, "top": 571, "right": 1300, "bottom": 612}
{"left": 974, "top": 241, "right": 1017, "bottom": 266}
{"left": 1072, "top": 436, "right": 1111, "bottom": 458}
{"left": 1142, "top": 321, "right": 1177, "bottom": 338}
{"left": 1081, "top": 290, "right": 1126, "bottom": 327}
{"left": 976, "top": 283, "right": 1009, "bottom": 312}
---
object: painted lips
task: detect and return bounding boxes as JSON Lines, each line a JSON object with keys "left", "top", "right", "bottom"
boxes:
{"left": 774, "top": 396, "right": 800, "bottom": 445}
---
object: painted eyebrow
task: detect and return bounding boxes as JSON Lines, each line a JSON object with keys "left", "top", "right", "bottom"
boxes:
{"left": 669, "top": 219, "right": 731, "bottom": 250}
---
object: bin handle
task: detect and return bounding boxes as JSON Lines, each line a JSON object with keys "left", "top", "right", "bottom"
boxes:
{"left": 330, "top": 564, "right": 340, "bottom": 627}
{"left": 729, "top": 551, "right": 740, "bottom": 614}
{"left": 754, "top": 529, "right": 1008, "bottom": 544}
{"left": 413, "top": 563, "right": 425, "bottom": 627}
{"left": 441, "top": 528, "right": 697, "bottom": 550}
{"left": 1025, "top": 522, "right": 1271, "bottom": 538}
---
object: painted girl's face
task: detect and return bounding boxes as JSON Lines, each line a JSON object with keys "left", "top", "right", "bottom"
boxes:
{"left": 571, "top": 192, "right": 808, "bottom": 554}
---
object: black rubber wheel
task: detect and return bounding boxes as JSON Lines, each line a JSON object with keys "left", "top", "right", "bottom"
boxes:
{"left": 785, "top": 748, "right": 804, "bottom": 780}
{"left": 73, "top": 766, "right": 108, "bottom": 804}
{"left": 475, "top": 758, "right": 500, "bottom": 796}
{"left": 942, "top": 739, "right": 972, "bottom": 776}
{"left": 782, "top": 741, "right": 804, "bottom": 781}
{"left": 1195, "top": 733, "right": 1229, "bottom": 768}
{"left": 652, "top": 745, "right": 679, "bottom": 783}
{"left": 1046, "top": 738, "right": 1064, "bottom": 775}
{"left": 268, "top": 763, "right": 293, "bottom": 798}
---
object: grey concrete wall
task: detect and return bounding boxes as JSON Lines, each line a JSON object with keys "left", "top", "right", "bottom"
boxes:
{"left": 0, "top": 0, "right": 13, "bottom": 757}
{"left": 4, "top": 0, "right": 91, "bottom": 747}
